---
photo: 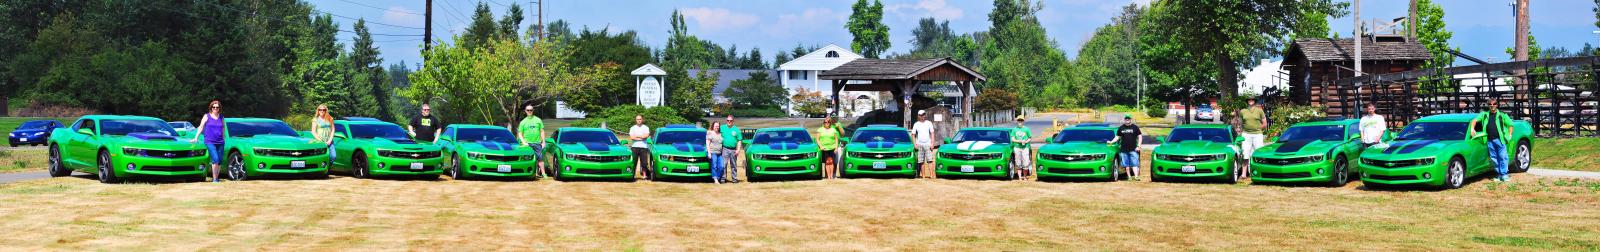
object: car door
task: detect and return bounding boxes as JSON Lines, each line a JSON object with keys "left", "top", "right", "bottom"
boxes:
{"left": 1464, "top": 120, "right": 1490, "bottom": 173}
{"left": 437, "top": 126, "right": 458, "bottom": 159}
{"left": 66, "top": 119, "right": 98, "bottom": 168}
{"left": 331, "top": 123, "right": 355, "bottom": 170}
{"left": 1343, "top": 122, "right": 1362, "bottom": 159}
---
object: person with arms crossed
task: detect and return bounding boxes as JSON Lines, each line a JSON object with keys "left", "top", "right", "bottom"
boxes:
{"left": 629, "top": 115, "right": 652, "bottom": 180}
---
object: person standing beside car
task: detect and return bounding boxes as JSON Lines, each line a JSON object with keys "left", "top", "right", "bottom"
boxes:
{"left": 1237, "top": 99, "right": 1267, "bottom": 181}
{"left": 816, "top": 117, "right": 843, "bottom": 179}
{"left": 719, "top": 115, "right": 743, "bottom": 183}
{"left": 189, "top": 100, "right": 226, "bottom": 183}
{"left": 408, "top": 104, "right": 442, "bottom": 143}
{"left": 1010, "top": 115, "right": 1033, "bottom": 181}
{"left": 517, "top": 105, "right": 548, "bottom": 178}
{"left": 629, "top": 115, "right": 652, "bottom": 180}
{"left": 1469, "top": 97, "right": 1515, "bottom": 182}
{"left": 1109, "top": 114, "right": 1142, "bottom": 181}
{"left": 707, "top": 122, "right": 725, "bottom": 184}
{"left": 311, "top": 104, "right": 336, "bottom": 161}
{"left": 911, "top": 110, "right": 937, "bottom": 179}
{"left": 1359, "top": 103, "right": 1386, "bottom": 150}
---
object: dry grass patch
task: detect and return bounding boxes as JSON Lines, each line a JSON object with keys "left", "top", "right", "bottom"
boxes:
{"left": 0, "top": 148, "right": 45, "bottom": 173}
{"left": 0, "top": 173, "right": 1595, "bottom": 250}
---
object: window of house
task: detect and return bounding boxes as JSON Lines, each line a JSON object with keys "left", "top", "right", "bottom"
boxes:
{"left": 825, "top": 51, "right": 839, "bottom": 58}
{"left": 788, "top": 70, "right": 808, "bottom": 80}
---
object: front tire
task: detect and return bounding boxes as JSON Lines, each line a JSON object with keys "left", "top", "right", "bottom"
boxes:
{"left": 1108, "top": 166, "right": 1121, "bottom": 182}
{"left": 1326, "top": 155, "right": 1349, "bottom": 187}
{"left": 1443, "top": 157, "right": 1466, "bottom": 189}
{"left": 96, "top": 151, "right": 119, "bottom": 184}
{"left": 448, "top": 153, "right": 464, "bottom": 180}
{"left": 48, "top": 143, "right": 69, "bottom": 177}
{"left": 227, "top": 151, "right": 248, "bottom": 181}
{"left": 352, "top": 151, "right": 370, "bottom": 179}
{"left": 1511, "top": 141, "right": 1531, "bottom": 173}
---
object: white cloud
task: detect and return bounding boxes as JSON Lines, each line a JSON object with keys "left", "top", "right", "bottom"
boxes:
{"left": 679, "top": 7, "right": 761, "bottom": 33}
{"left": 886, "top": 0, "right": 964, "bottom": 20}
{"left": 382, "top": 6, "right": 424, "bottom": 27}
{"left": 764, "top": 8, "right": 847, "bottom": 38}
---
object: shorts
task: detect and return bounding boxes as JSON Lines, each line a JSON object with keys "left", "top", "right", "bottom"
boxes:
{"left": 1118, "top": 151, "right": 1139, "bottom": 168}
{"left": 1241, "top": 133, "right": 1266, "bottom": 159}
{"left": 631, "top": 147, "right": 650, "bottom": 166}
{"left": 821, "top": 149, "right": 837, "bottom": 163}
{"left": 529, "top": 143, "right": 545, "bottom": 162}
{"left": 1012, "top": 147, "right": 1032, "bottom": 169}
{"left": 916, "top": 145, "right": 935, "bottom": 163}
{"left": 206, "top": 143, "right": 224, "bottom": 165}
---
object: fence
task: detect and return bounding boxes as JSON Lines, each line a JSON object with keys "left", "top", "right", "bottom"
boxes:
{"left": 971, "top": 107, "right": 1036, "bottom": 127}
{"left": 1329, "top": 56, "right": 1600, "bottom": 138}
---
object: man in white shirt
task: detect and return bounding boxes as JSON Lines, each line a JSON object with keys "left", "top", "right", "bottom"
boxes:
{"left": 910, "top": 110, "right": 936, "bottom": 179}
{"left": 1359, "top": 103, "right": 1386, "bottom": 149}
{"left": 629, "top": 115, "right": 652, "bottom": 180}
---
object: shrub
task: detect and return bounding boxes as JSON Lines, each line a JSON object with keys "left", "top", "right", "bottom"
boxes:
{"left": 572, "top": 105, "right": 691, "bottom": 133}
{"left": 1143, "top": 99, "right": 1167, "bottom": 118}
{"left": 282, "top": 114, "right": 313, "bottom": 131}
{"left": 1266, "top": 104, "right": 1326, "bottom": 137}
{"left": 15, "top": 101, "right": 98, "bottom": 118}
{"left": 974, "top": 88, "right": 1019, "bottom": 112}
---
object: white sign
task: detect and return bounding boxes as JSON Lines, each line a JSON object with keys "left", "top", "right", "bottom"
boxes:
{"left": 638, "top": 76, "right": 663, "bottom": 108}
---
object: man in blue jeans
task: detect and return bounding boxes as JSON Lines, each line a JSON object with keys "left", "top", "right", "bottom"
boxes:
{"left": 1469, "top": 97, "right": 1515, "bottom": 182}
{"left": 719, "top": 115, "right": 743, "bottom": 183}
{"left": 1108, "top": 114, "right": 1142, "bottom": 181}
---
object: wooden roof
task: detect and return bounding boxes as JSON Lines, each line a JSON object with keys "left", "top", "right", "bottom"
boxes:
{"left": 818, "top": 58, "right": 987, "bottom": 82}
{"left": 1288, "top": 38, "right": 1432, "bottom": 62}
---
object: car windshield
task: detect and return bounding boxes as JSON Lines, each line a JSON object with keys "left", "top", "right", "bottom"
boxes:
{"left": 852, "top": 129, "right": 910, "bottom": 143}
{"left": 18, "top": 121, "right": 54, "bottom": 130}
{"left": 1277, "top": 125, "right": 1345, "bottom": 142}
{"left": 226, "top": 121, "right": 299, "bottom": 137}
{"left": 456, "top": 128, "right": 518, "bottom": 144}
{"left": 100, "top": 119, "right": 178, "bottom": 136}
{"left": 1052, "top": 129, "right": 1115, "bottom": 143}
{"left": 953, "top": 130, "right": 1010, "bottom": 143}
{"left": 349, "top": 123, "right": 412, "bottom": 141}
{"left": 1394, "top": 122, "right": 1468, "bottom": 141}
{"left": 1166, "top": 128, "right": 1231, "bottom": 143}
{"left": 752, "top": 130, "right": 814, "bottom": 145}
{"left": 559, "top": 130, "right": 619, "bottom": 145}
{"left": 168, "top": 122, "right": 192, "bottom": 129}
{"left": 655, "top": 131, "right": 706, "bottom": 145}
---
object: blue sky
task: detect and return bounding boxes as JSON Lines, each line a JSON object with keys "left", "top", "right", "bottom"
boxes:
{"left": 306, "top": 0, "right": 1599, "bottom": 69}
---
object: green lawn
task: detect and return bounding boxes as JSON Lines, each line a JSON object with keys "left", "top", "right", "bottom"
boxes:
{"left": 1533, "top": 138, "right": 1600, "bottom": 172}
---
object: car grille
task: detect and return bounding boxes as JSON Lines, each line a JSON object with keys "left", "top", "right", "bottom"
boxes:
{"left": 572, "top": 154, "right": 627, "bottom": 163}
{"left": 574, "top": 168, "right": 624, "bottom": 175}
{"left": 763, "top": 166, "right": 808, "bottom": 172}
{"left": 259, "top": 148, "right": 326, "bottom": 158}
{"left": 269, "top": 163, "right": 322, "bottom": 170}
{"left": 379, "top": 150, "right": 441, "bottom": 159}
{"left": 945, "top": 166, "right": 994, "bottom": 173}
{"left": 1368, "top": 174, "right": 1416, "bottom": 181}
{"left": 136, "top": 149, "right": 202, "bottom": 158}
{"left": 1260, "top": 172, "right": 1311, "bottom": 179}
{"left": 1048, "top": 168, "right": 1094, "bottom": 174}
{"left": 482, "top": 154, "right": 523, "bottom": 162}
{"left": 850, "top": 151, "right": 908, "bottom": 159}
{"left": 757, "top": 153, "right": 812, "bottom": 161}
{"left": 475, "top": 167, "right": 525, "bottom": 173}
{"left": 942, "top": 153, "right": 1000, "bottom": 161}
{"left": 664, "top": 155, "right": 709, "bottom": 163}
{"left": 1158, "top": 154, "right": 1218, "bottom": 162}
{"left": 142, "top": 165, "right": 200, "bottom": 171}
{"left": 1253, "top": 157, "right": 1311, "bottom": 166}
{"left": 1041, "top": 153, "right": 1105, "bottom": 162}
{"left": 1361, "top": 158, "right": 1433, "bottom": 168}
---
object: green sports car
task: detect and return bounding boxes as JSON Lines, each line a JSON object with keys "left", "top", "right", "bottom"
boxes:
{"left": 546, "top": 127, "right": 635, "bottom": 181}
{"left": 839, "top": 125, "right": 916, "bottom": 178}
{"left": 1150, "top": 124, "right": 1242, "bottom": 183}
{"left": 221, "top": 118, "right": 332, "bottom": 181}
{"left": 46, "top": 115, "right": 209, "bottom": 183}
{"left": 1358, "top": 114, "right": 1533, "bottom": 189}
{"left": 1248, "top": 119, "right": 1363, "bottom": 186}
{"left": 649, "top": 125, "right": 713, "bottom": 180}
{"left": 742, "top": 127, "right": 822, "bottom": 181}
{"left": 436, "top": 124, "right": 538, "bottom": 180}
{"left": 1035, "top": 126, "right": 1120, "bottom": 181}
{"left": 330, "top": 119, "right": 446, "bottom": 179}
{"left": 936, "top": 127, "right": 1016, "bottom": 178}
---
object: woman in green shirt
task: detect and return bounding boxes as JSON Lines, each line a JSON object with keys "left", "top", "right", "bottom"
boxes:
{"left": 310, "top": 104, "right": 336, "bottom": 160}
{"left": 816, "top": 117, "right": 842, "bottom": 179}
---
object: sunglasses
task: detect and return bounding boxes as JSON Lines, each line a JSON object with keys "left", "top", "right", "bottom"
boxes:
{"left": 211, "top": 106, "right": 221, "bottom": 109}
{"left": 317, "top": 109, "right": 327, "bottom": 111}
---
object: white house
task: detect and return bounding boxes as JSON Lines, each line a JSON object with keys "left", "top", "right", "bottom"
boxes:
{"left": 1238, "top": 59, "right": 1288, "bottom": 96}
{"left": 777, "top": 44, "right": 877, "bottom": 117}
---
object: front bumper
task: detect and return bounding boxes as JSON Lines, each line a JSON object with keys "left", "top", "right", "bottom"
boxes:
{"left": 112, "top": 154, "right": 209, "bottom": 177}
{"left": 1249, "top": 160, "right": 1334, "bottom": 183}
{"left": 245, "top": 154, "right": 332, "bottom": 176}
{"left": 1036, "top": 157, "right": 1116, "bottom": 179}
{"left": 8, "top": 136, "right": 46, "bottom": 145}
{"left": 841, "top": 154, "right": 916, "bottom": 176}
{"left": 937, "top": 155, "right": 1009, "bottom": 178}
{"left": 367, "top": 155, "right": 446, "bottom": 177}
{"left": 747, "top": 157, "right": 821, "bottom": 177}
{"left": 1358, "top": 160, "right": 1446, "bottom": 186}
{"left": 654, "top": 157, "right": 713, "bottom": 178}
{"left": 459, "top": 157, "right": 538, "bottom": 178}
{"left": 1151, "top": 157, "right": 1233, "bottom": 179}
{"left": 557, "top": 158, "right": 634, "bottom": 179}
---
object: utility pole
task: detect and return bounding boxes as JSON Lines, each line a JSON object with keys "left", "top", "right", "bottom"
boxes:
{"left": 1513, "top": 0, "right": 1529, "bottom": 100}
{"left": 535, "top": 0, "right": 544, "bottom": 40}
{"left": 424, "top": 0, "right": 433, "bottom": 52}
{"left": 1353, "top": 0, "right": 1362, "bottom": 78}
{"left": 1408, "top": 0, "right": 1418, "bottom": 39}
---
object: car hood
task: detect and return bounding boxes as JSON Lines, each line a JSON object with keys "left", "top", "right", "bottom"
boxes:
{"left": 107, "top": 133, "right": 201, "bottom": 150}
{"left": 458, "top": 141, "right": 532, "bottom": 155}
{"left": 367, "top": 138, "right": 441, "bottom": 151}
{"left": 557, "top": 142, "right": 629, "bottom": 155}
{"left": 653, "top": 142, "right": 708, "bottom": 155}
{"left": 10, "top": 129, "right": 49, "bottom": 134}
{"left": 1362, "top": 139, "right": 1458, "bottom": 160}
{"left": 1154, "top": 141, "right": 1236, "bottom": 155}
{"left": 748, "top": 141, "right": 820, "bottom": 154}
{"left": 939, "top": 140, "right": 1011, "bottom": 154}
{"left": 1257, "top": 140, "right": 1341, "bottom": 157}
{"left": 1039, "top": 142, "right": 1115, "bottom": 154}
{"left": 233, "top": 135, "right": 322, "bottom": 150}
{"left": 845, "top": 140, "right": 913, "bottom": 152}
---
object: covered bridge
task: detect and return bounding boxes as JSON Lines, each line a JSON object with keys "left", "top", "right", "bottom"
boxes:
{"left": 818, "top": 58, "right": 987, "bottom": 127}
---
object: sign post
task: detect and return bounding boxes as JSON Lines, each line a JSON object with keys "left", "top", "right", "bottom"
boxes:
{"left": 630, "top": 64, "right": 668, "bottom": 108}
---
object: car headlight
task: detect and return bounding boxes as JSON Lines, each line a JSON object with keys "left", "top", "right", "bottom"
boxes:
{"left": 7, "top": 133, "right": 15, "bottom": 137}
{"left": 522, "top": 155, "right": 536, "bottom": 161}
{"left": 802, "top": 152, "right": 818, "bottom": 159}
{"left": 253, "top": 148, "right": 270, "bottom": 156}
{"left": 1214, "top": 154, "right": 1227, "bottom": 160}
{"left": 122, "top": 147, "right": 145, "bottom": 156}
{"left": 32, "top": 132, "right": 44, "bottom": 136}
{"left": 467, "top": 152, "right": 486, "bottom": 160}
{"left": 565, "top": 154, "right": 578, "bottom": 160}
{"left": 1307, "top": 155, "right": 1325, "bottom": 162}
{"left": 377, "top": 150, "right": 394, "bottom": 157}
{"left": 1416, "top": 157, "right": 1435, "bottom": 166}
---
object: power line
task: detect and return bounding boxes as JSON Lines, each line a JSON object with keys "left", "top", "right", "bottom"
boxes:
{"left": 177, "top": 1, "right": 423, "bottom": 37}
{"left": 312, "top": 10, "right": 424, "bottom": 30}
{"left": 483, "top": 0, "right": 510, "bottom": 8}
{"left": 334, "top": 0, "right": 424, "bottom": 16}
{"left": 438, "top": 0, "right": 472, "bottom": 24}
{"left": 196, "top": 0, "right": 423, "bottom": 30}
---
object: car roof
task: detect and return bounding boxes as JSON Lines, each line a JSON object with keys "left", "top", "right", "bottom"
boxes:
{"left": 1061, "top": 126, "right": 1116, "bottom": 131}
{"left": 958, "top": 127, "right": 1011, "bottom": 131}
{"left": 80, "top": 115, "right": 163, "bottom": 121}
{"left": 755, "top": 127, "right": 807, "bottom": 132}
{"left": 1291, "top": 119, "right": 1358, "bottom": 127}
{"left": 1415, "top": 113, "right": 1478, "bottom": 122}
{"left": 1075, "top": 123, "right": 1113, "bottom": 127}
{"left": 663, "top": 124, "right": 699, "bottom": 129}
{"left": 557, "top": 127, "right": 611, "bottom": 133}
{"left": 335, "top": 120, "right": 399, "bottom": 126}
{"left": 857, "top": 125, "right": 908, "bottom": 130}
{"left": 24, "top": 120, "right": 60, "bottom": 124}
{"left": 226, "top": 118, "right": 286, "bottom": 123}
{"left": 657, "top": 126, "right": 706, "bottom": 132}
{"left": 343, "top": 117, "right": 383, "bottom": 122}
{"left": 1173, "top": 124, "right": 1231, "bottom": 129}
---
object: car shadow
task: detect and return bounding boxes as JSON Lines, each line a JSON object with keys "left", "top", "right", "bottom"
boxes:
{"left": 1356, "top": 173, "right": 1499, "bottom": 192}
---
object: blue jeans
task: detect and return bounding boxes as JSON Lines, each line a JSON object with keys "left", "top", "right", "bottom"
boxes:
{"left": 709, "top": 153, "right": 724, "bottom": 182}
{"left": 327, "top": 143, "right": 336, "bottom": 160}
{"left": 1118, "top": 151, "right": 1139, "bottom": 168}
{"left": 206, "top": 143, "right": 224, "bottom": 165}
{"left": 721, "top": 149, "right": 739, "bottom": 180}
{"left": 1488, "top": 140, "right": 1509, "bottom": 177}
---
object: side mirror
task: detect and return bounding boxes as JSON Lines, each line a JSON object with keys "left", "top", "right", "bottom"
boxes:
{"left": 1383, "top": 131, "right": 1396, "bottom": 142}
{"left": 943, "top": 137, "right": 953, "bottom": 144}
{"left": 1269, "top": 136, "right": 1280, "bottom": 143}
{"left": 299, "top": 131, "right": 313, "bottom": 138}
{"left": 1234, "top": 136, "right": 1244, "bottom": 143}
{"left": 620, "top": 139, "right": 631, "bottom": 145}
{"left": 333, "top": 132, "right": 347, "bottom": 139}
{"left": 1155, "top": 136, "right": 1166, "bottom": 143}
{"left": 77, "top": 128, "right": 93, "bottom": 135}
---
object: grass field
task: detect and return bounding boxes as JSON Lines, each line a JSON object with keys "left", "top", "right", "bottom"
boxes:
{"left": 0, "top": 148, "right": 45, "bottom": 173}
{"left": 0, "top": 168, "right": 1594, "bottom": 250}
{"left": 1533, "top": 138, "right": 1600, "bottom": 172}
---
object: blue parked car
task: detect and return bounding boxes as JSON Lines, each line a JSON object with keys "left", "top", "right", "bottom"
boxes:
{"left": 9, "top": 120, "right": 63, "bottom": 147}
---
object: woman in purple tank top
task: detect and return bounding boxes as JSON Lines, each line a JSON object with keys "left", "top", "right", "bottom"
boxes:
{"left": 189, "top": 100, "right": 226, "bottom": 182}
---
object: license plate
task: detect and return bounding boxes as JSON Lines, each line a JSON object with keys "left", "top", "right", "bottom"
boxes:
{"left": 1181, "top": 165, "right": 1196, "bottom": 173}
{"left": 290, "top": 160, "right": 305, "bottom": 168}
{"left": 960, "top": 165, "right": 974, "bottom": 173}
{"left": 18, "top": 138, "right": 25, "bottom": 142}
{"left": 497, "top": 164, "right": 511, "bottom": 173}
{"left": 686, "top": 165, "right": 700, "bottom": 173}
{"left": 872, "top": 162, "right": 887, "bottom": 169}
{"left": 410, "top": 163, "right": 424, "bottom": 170}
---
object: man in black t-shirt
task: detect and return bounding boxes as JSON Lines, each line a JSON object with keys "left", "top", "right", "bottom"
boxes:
{"left": 409, "top": 104, "right": 442, "bottom": 143}
{"left": 1108, "top": 114, "right": 1143, "bottom": 181}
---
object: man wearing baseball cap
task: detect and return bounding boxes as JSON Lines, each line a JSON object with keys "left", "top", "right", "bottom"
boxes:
{"left": 1109, "top": 114, "right": 1142, "bottom": 181}
{"left": 1011, "top": 115, "right": 1033, "bottom": 180}
{"left": 911, "top": 110, "right": 937, "bottom": 179}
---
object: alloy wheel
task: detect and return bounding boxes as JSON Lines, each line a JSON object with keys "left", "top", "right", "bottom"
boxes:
{"left": 1447, "top": 159, "right": 1465, "bottom": 189}
{"left": 48, "top": 144, "right": 67, "bottom": 177}
{"left": 1515, "top": 143, "right": 1531, "bottom": 173}
{"left": 97, "top": 151, "right": 116, "bottom": 184}
{"left": 228, "top": 152, "right": 247, "bottom": 181}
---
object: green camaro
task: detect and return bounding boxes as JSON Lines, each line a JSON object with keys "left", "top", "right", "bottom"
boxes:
{"left": 936, "top": 127, "right": 1016, "bottom": 179}
{"left": 47, "top": 115, "right": 209, "bottom": 183}
{"left": 1249, "top": 119, "right": 1363, "bottom": 186}
{"left": 742, "top": 127, "right": 822, "bottom": 181}
{"left": 1358, "top": 114, "right": 1533, "bottom": 189}
{"left": 1035, "top": 126, "right": 1120, "bottom": 181}
{"left": 840, "top": 125, "right": 916, "bottom": 178}
{"left": 330, "top": 120, "right": 446, "bottom": 179}
{"left": 436, "top": 124, "right": 538, "bottom": 180}
{"left": 1150, "top": 124, "right": 1242, "bottom": 183}
{"left": 221, "top": 118, "right": 332, "bottom": 181}
{"left": 649, "top": 125, "right": 713, "bottom": 180}
{"left": 546, "top": 127, "right": 635, "bottom": 181}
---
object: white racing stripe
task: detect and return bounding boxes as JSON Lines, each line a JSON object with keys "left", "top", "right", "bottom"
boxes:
{"left": 956, "top": 141, "right": 995, "bottom": 151}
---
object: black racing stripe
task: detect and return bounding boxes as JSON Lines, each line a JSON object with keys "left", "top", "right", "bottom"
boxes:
{"left": 1275, "top": 140, "right": 1315, "bottom": 153}
{"left": 1393, "top": 140, "right": 1438, "bottom": 154}
{"left": 1382, "top": 140, "right": 1414, "bottom": 154}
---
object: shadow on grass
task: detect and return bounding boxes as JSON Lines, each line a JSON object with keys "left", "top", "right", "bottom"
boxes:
{"left": 1357, "top": 173, "right": 1499, "bottom": 192}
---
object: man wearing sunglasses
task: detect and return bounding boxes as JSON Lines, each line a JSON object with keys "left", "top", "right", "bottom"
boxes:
{"left": 517, "top": 105, "right": 548, "bottom": 178}
{"left": 408, "top": 104, "right": 443, "bottom": 143}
